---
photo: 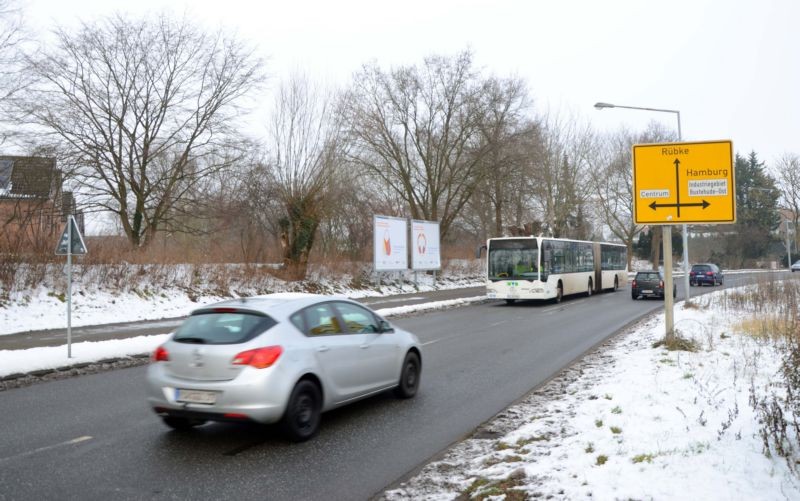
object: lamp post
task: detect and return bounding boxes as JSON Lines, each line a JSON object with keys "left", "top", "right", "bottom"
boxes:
{"left": 594, "top": 102, "right": 690, "bottom": 302}
{"left": 785, "top": 220, "right": 793, "bottom": 269}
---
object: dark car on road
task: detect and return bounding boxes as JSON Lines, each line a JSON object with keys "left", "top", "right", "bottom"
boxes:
{"left": 689, "top": 263, "right": 723, "bottom": 286}
{"left": 631, "top": 270, "right": 676, "bottom": 300}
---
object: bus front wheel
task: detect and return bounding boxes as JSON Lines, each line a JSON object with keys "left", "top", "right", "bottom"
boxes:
{"left": 554, "top": 284, "right": 563, "bottom": 304}
{"left": 586, "top": 279, "right": 593, "bottom": 297}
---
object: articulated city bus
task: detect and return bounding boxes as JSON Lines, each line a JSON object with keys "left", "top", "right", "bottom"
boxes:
{"left": 478, "top": 236, "right": 627, "bottom": 304}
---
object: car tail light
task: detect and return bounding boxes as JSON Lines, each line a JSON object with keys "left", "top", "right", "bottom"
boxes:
{"left": 690, "top": 271, "right": 696, "bottom": 276}
{"left": 232, "top": 346, "right": 283, "bottom": 369}
{"left": 659, "top": 280, "right": 664, "bottom": 288}
{"left": 152, "top": 345, "right": 170, "bottom": 362}
{"left": 632, "top": 280, "right": 637, "bottom": 288}
{"left": 706, "top": 272, "right": 713, "bottom": 276}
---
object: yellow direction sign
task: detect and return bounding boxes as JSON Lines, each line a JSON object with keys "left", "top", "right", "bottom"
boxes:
{"left": 633, "top": 140, "right": 735, "bottom": 225}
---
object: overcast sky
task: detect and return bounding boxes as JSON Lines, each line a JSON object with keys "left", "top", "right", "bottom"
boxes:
{"left": 23, "top": 0, "right": 800, "bottom": 165}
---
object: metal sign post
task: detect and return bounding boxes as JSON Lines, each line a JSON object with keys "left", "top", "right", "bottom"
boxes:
{"left": 67, "top": 220, "right": 72, "bottom": 357}
{"left": 56, "top": 215, "right": 88, "bottom": 358}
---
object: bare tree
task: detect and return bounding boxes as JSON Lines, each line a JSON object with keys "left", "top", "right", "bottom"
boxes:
{"left": 258, "top": 74, "right": 347, "bottom": 278}
{"left": 471, "top": 76, "right": 536, "bottom": 238}
{"left": 17, "top": 13, "right": 265, "bottom": 249}
{"left": 0, "top": 0, "right": 28, "bottom": 142}
{"left": 344, "top": 50, "right": 495, "bottom": 239}
{"left": 590, "top": 129, "right": 641, "bottom": 269}
{"left": 530, "top": 112, "right": 598, "bottom": 239}
{"left": 774, "top": 152, "right": 800, "bottom": 250}
{"left": 590, "top": 122, "right": 676, "bottom": 269}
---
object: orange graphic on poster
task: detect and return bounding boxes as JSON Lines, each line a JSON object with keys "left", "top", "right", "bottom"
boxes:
{"left": 417, "top": 232, "right": 426, "bottom": 254}
{"left": 383, "top": 230, "right": 391, "bottom": 256}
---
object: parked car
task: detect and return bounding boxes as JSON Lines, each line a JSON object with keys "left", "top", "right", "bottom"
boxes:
{"left": 792, "top": 260, "right": 800, "bottom": 272}
{"left": 631, "top": 270, "right": 676, "bottom": 300}
{"left": 146, "top": 293, "right": 422, "bottom": 441}
{"left": 689, "top": 263, "right": 724, "bottom": 286}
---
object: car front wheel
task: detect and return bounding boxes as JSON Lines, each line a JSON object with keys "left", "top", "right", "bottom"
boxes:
{"left": 394, "top": 351, "right": 421, "bottom": 399}
{"left": 281, "top": 380, "right": 322, "bottom": 442}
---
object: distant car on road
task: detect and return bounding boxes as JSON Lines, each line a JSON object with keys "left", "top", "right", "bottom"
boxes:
{"left": 146, "top": 293, "right": 422, "bottom": 441}
{"left": 631, "top": 270, "right": 675, "bottom": 300}
{"left": 792, "top": 260, "right": 800, "bottom": 272}
{"left": 689, "top": 263, "right": 724, "bottom": 286}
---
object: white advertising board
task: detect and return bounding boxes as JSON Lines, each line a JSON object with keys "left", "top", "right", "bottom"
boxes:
{"left": 411, "top": 219, "right": 441, "bottom": 270}
{"left": 374, "top": 215, "right": 408, "bottom": 271}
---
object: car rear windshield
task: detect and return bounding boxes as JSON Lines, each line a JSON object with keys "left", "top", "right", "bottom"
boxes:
{"left": 692, "top": 265, "right": 711, "bottom": 272}
{"left": 637, "top": 272, "right": 661, "bottom": 280}
{"left": 173, "top": 312, "right": 277, "bottom": 345}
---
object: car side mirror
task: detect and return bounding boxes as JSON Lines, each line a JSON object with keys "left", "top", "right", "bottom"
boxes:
{"left": 378, "top": 320, "right": 394, "bottom": 333}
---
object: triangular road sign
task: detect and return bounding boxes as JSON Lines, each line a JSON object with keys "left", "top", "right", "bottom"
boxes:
{"left": 55, "top": 216, "right": 88, "bottom": 255}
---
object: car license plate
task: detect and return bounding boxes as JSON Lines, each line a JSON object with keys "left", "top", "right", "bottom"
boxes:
{"left": 642, "top": 290, "right": 653, "bottom": 294}
{"left": 487, "top": 291, "right": 497, "bottom": 298}
{"left": 176, "top": 389, "right": 217, "bottom": 404}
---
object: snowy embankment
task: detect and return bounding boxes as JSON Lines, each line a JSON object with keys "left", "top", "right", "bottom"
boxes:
{"left": 0, "top": 261, "right": 484, "bottom": 377}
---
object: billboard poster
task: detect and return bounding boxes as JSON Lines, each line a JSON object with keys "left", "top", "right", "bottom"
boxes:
{"left": 411, "top": 219, "right": 441, "bottom": 270}
{"left": 374, "top": 215, "right": 408, "bottom": 271}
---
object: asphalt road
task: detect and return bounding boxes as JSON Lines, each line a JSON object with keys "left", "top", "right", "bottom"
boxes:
{"left": 0, "top": 272, "right": 776, "bottom": 500}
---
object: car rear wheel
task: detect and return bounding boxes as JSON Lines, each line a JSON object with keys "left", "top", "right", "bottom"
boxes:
{"left": 281, "top": 380, "right": 322, "bottom": 442}
{"left": 394, "top": 351, "right": 421, "bottom": 399}
{"left": 162, "top": 416, "right": 205, "bottom": 431}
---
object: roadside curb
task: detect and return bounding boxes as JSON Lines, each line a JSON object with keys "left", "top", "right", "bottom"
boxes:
{"left": 0, "top": 354, "right": 151, "bottom": 391}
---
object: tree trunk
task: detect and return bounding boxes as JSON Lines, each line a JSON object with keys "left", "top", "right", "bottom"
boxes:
{"left": 279, "top": 198, "right": 319, "bottom": 281}
{"left": 650, "top": 227, "right": 662, "bottom": 271}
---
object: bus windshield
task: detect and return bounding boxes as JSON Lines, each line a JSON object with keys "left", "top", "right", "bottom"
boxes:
{"left": 488, "top": 239, "right": 539, "bottom": 280}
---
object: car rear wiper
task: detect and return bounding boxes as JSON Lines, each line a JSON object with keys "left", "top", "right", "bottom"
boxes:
{"left": 174, "top": 337, "right": 207, "bottom": 344}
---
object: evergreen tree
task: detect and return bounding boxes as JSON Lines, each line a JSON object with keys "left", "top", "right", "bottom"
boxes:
{"left": 725, "top": 151, "right": 780, "bottom": 266}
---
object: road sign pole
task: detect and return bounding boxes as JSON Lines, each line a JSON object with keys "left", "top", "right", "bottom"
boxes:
{"left": 67, "top": 216, "right": 73, "bottom": 358}
{"left": 663, "top": 225, "right": 674, "bottom": 342}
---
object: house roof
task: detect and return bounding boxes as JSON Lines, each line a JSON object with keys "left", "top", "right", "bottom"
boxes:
{"left": 0, "top": 156, "right": 59, "bottom": 199}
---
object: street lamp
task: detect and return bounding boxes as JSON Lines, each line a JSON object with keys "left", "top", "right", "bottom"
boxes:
{"left": 594, "top": 101, "right": 690, "bottom": 302}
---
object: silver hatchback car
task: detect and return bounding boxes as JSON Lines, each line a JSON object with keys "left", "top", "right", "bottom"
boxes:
{"left": 146, "top": 293, "right": 422, "bottom": 441}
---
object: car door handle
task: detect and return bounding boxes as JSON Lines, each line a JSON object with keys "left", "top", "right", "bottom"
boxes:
{"left": 317, "top": 346, "right": 330, "bottom": 352}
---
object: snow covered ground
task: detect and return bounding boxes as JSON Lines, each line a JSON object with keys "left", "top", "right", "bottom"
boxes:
{"left": 2, "top": 268, "right": 799, "bottom": 499}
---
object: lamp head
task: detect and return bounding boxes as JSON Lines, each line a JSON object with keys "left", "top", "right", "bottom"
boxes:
{"left": 594, "top": 102, "right": 615, "bottom": 110}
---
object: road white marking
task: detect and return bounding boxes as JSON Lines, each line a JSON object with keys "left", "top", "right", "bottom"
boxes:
{"left": 0, "top": 435, "right": 92, "bottom": 463}
{"left": 367, "top": 296, "right": 428, "bottom": 305}
{"left": 421, "top": 332, "right": 465, "bottom": 347}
